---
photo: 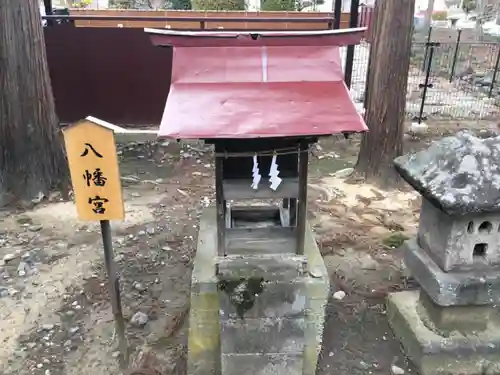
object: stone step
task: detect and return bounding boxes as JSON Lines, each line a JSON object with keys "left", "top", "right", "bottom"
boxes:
{"left": 221, "top": 353, "right": 303, "bottom": 375}
{"left": 216, "top": 254, "right": 308, "bottom": 281}
{"left": 220, "top": 317, "right": 306, "bottom": 354}
{"left": 219, "top": 278, "right": 308, "bottom": 319}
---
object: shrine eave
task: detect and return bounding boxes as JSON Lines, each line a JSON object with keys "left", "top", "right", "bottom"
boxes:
{"left": 145, "top": 27, "right": 367, "bottom": 48}
{"left": 157, "top": 81, "right": 368, "bottom": 139}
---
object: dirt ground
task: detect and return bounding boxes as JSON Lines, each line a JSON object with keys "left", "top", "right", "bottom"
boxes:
{"left": 0, "top": 120, "right": 496, "bottom": 375}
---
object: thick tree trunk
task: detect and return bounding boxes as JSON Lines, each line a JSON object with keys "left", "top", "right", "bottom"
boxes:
{"left": 355, "top": 0, "right": 415, "bottom": 187}
{"left": 363, "top": 0, "right": 381, "bottom": 109}
{"left": 0, "top": 0, "right": 68, "bottom": 205}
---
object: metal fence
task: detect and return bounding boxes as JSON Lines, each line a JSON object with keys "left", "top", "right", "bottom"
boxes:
{"left": 409, "top": 40, "right": 500, "bottom": 121}
{"left": 346, "top": 38, "right": 500, "bottom": 121}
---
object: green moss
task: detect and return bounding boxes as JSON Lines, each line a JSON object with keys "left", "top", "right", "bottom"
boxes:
{"left": 191, "top": 0, "right": 245, "bottom": 11}
{"left": 218, "top": 277, "right": 264, "bottom": 319}
{"left": 383, "top": 232, "right": 409, "bottom": 249}
{"left": 260, "top": 0, "right": 296, "bottom": 11}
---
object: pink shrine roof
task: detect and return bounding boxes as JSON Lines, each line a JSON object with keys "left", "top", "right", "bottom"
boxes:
{"left": 145, "top": 28, "right": 368, "bottom": 139}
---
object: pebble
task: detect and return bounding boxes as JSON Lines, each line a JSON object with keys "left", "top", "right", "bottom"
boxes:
{"left": 309, "top": 268, "right": 323, "bottom": 278}
{"left": 333, "top": 290, "right": 346, "bottom": 300}
{"left": 146, "top": 227, "right": 155, "bottom": 235}
{"left": 133, "top": 282, "right": 147, "bottom": 292}
{"left": 21, "top": 252, "right": 32, "bottom": 260}
{"left": 391, "top": 365, "right": 405, "bottom": 375}
{"left": 358, "top": 361, "right": 370, "bottom": 370}
{"left": 17, "top": 261, "right": 28, "bottom": 277}
{"left": 0, "top": 287, "right": 8, "bottom": 298}
{"left": 69, "top": 327, "right": 79, "bottom": 335}
{"left": 42, "top": 324, "right": 55, "bottom": 331}
{"left": 3, "top": 253, "right": 17, "bottom": 263}
{"left": 359, "top": 255, "right": 379, "bottom": 270}
{"left": 45, "top": 370, "right": 52, "bottom": 375}
{"left": 130, "top": 311, "right": 149, "bottom": 327}
{"left": 332, "top": 167, "right": 354, "bottom": 178}
{"left": 36, "top": 363, "right": 44, "bottom": 369}
{"left": 28, "top": 225, "right": 43, "bottom": 232}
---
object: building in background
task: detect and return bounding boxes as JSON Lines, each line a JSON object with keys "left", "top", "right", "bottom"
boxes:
{"left": 415, "top": 0, "right": 448, "bottom": 13}
{"left": 52, "top": 0, "right": 110, "bottom": 8}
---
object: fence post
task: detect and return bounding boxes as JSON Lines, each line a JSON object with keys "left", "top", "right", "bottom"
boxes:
{"left": 449, "top": 29, "right": 462, "bottom": 83}
{"left": 489, "top": 46, "right": 500, "bottom": 98}
{"left": 333, "top": 0, "right": 342, "bottom": 29}
{"left": 344, "top": 0, "right": 359, "bottom": 89}
{"left": 416, "top": 42, "right": 438, "bottom": 124}
{"left": 422, "top": 26, "right": 433, "bottom": 72}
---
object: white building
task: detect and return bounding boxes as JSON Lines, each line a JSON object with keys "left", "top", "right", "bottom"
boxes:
{"left": 415, "top": 0, "right": 448, "bottom": 13}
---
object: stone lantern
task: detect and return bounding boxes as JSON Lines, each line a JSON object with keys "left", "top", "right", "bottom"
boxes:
{"left": 388, "top": 130, "right": 500, "bottom": 375}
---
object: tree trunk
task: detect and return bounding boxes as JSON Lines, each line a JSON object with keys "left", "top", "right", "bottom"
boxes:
{"left": 355, "top": 0, "right": 415, "bottom": 187}
{"left": 363, "top": 0, "right": 381, "bottom": 109}
{"left": 0, "top": 0, "right": 68, "bottom": 205}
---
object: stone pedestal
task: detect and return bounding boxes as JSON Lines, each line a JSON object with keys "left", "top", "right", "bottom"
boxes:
{"left": 388, "top": 238, "right": 500, "bottom": 375}
{"left": 187, "top": 208, "right": 329, "bottom": 375}
{"left": 388, "top": 290, "right": 500, "bottom": 375}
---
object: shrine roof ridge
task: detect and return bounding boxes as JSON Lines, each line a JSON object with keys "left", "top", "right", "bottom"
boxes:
{"left": 145, "top": 27, "right": 367, "bottom": 47}
{"left": 144, "top": 27, "right": 367, "bottom": 37}
{"left": 394, "top": 130, "right": 500, "bottom": 216}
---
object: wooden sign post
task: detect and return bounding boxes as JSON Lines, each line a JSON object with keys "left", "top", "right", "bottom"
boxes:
{"left": 63, "top": 117, "right": 128, "bottom": 368}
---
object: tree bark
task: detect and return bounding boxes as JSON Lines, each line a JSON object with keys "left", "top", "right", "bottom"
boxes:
{"left": 355, "top": 0, "right": 415, "bottom": 187}
{"left": 0, "top": 0, "right": 68, "bottom": 205}
{"left": 363, "top": 0, "right": 381, "bottom": 109}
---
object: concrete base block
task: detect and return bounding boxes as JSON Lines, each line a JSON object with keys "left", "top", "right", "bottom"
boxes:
{"left": 220, "top": 317, "right": 306, "bottom": 354}
{"left": 222, "top": 353, "right": 303, "bottom": 375}
{"left": 387, "top": 290, "right": 500, "bottom": 375}
{"left": 187, "top": 208, "right": 330, "bottom": 375}
{"left": 187, "top": 209, "right": 220, "bottom": 375}
{"left": 216, "top": 254, "right": 308, "bottom": 281}
{"left": 418, "top": 291, "right": 494, "bottom": 334}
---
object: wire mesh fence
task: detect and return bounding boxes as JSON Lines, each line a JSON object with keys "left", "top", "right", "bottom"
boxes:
{"left": 344, "top": 37, "right": 500, "bottom": 121}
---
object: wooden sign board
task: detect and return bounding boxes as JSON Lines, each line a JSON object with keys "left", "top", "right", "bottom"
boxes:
{"left": 63, "top": 118, "right": 125, "bottom": 221}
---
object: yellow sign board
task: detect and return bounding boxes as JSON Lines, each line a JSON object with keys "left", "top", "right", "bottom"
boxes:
{"left": 63, "top": 118, "right": 125, "bottom": 221}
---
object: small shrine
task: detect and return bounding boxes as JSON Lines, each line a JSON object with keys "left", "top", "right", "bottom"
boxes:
{"left": 389, "top": 130, "right": 500, "bottom": 375}
{"left": 146, "top": 27, "right": 368, "bottom": 375}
